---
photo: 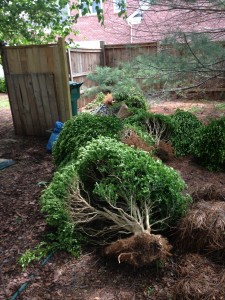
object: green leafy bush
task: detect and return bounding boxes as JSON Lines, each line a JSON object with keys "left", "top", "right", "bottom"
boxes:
{"left": 86, "top": 65, "right": 148, "bottom": 110}
{"left": 170, "top": 109, "right": 202, "bottom": 156}
{"left": 0, "top": 78, "right": 6, "bottom": 93}
{"left": 125, "top": 109, "right": 173, "bottom": 142}
{"left": 85, "top": 92, "right": 105, "bottom": 110}
{"left": 40, "top": 136, "right": 191, "bottom": 256}
{"left": 76, "top": 136, "right": 191, "bottom": 233}
{"left": 52, "top": 113, "right": 124, "bottom": 167}
{"left": 40, "top": 163, "right": 82, "bottom": 256}
{"left": 113, "top": 88, "right": 148, "bottom": 110}
{"left": 192, "top": 117, "right": 225, "bottom": 170}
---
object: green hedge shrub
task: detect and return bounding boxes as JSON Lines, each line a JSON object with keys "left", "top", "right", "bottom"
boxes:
{"left": 192, "top": 117, "right": 225, "bottom": 171}
{"left": 40, "top": 163, "right": 82, "bottom": 255}
{"left": 113, "top": 89, "right": 148, "bottom": 110}
{"left": 52, "top": 113, "right": 123, "bottom": 167}
{"left": 125, "top": 109, "right": 173, "bottom": 141}
{"left": 76, "top": 136, "right": 191, "bottom": 232}
{"left": 170, "top": 109, "right": 202, "bottom": 156}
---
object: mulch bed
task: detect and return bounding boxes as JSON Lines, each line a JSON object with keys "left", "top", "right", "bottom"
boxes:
{"left": 1, "top": 94, "right": 225, "bottom": 299}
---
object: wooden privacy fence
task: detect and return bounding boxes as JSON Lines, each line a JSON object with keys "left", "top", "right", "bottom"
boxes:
{"left": 104, "top": 42, "right": 158, "bottom": 67}
{"left": 1, "top": 38, "right": 71, "bottom": 136}
{"left": 69, "top": 40, "right": 225, "bottom": 99}
{"left": 68, "top": 41, "right": 158, "bottom": 91}
{"left": 67, "top": 43, "right": 104, "bottom": 91}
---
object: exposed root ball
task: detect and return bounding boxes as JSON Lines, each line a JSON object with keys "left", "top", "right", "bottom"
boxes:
{"left": 173, "top": 254, "right": 225, "bottom": 300}
{"left": 156, "top": 140, "right": 174, "bottom": 162}
{"left": 120, "top": 129, "right": 154, "bottom": 153}
{"left": 190, "top": 183, "right": 225, "bottom": 202}
{"left": 103, "top": 233, "right": 172, "bottom": 267}
{"left": 177, "top": 201, "right": 225, "bottom": 256}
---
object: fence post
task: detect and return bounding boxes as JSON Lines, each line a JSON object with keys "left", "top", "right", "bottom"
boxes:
{"left": 57, "top": 37, "right": 72, "bottom": 119}
{"left": 100, "top": 41, "right": 106, "bottom": 66}
{"left": 67, "top": 48, "right": 73, "bottom": 81}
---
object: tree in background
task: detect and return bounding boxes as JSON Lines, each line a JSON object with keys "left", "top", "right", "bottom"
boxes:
{"left": 0, "top": 0, "right": 103, "bottom": 45}
{"left": 126, "top": 0, "right": 225, "bottom": 95}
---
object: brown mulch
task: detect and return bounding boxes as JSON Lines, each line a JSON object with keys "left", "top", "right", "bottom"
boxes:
{"left": 1, "top": 93, "right": 225, "bottom": 299}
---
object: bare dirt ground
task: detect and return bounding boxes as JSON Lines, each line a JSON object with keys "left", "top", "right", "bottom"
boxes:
{"left": 1, "top": 93, "right": 225, "bottom": 300}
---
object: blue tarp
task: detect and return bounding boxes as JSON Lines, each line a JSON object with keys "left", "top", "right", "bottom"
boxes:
{"left": 0, "top": 159, "right": 15, "bottom": 170}
{"left": 46, "top": 121, "right": 64, "bottom": 152}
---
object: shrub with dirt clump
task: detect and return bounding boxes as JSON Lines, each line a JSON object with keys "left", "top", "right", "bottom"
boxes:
{"left": 173, "top": 254, "right": 225, "bottom": 300}
{"left": 120, "top": 125, "right": 155, "bottom": 153}
{"left": 68, "top": 136, "right": 191, "bottom": 266}
{"left": 124, "top": 109, "right": 173, "bottom": 143}
{"left": 170, "top": 109, "right": 202, "bottom": 156}
{"left": 41, "top": 136, "right": 191, "bottom": 267}
{"left": 192, "top": 117, "right": 225, "bottom": 171}
{"left": 177, "top": 201, "right": 225, "bottom": 257}
{"left": 76, "top": 137, "right": 190, "bottom": 232}
{"left": 52, "top": 113, "right": 123, "bottom": 168}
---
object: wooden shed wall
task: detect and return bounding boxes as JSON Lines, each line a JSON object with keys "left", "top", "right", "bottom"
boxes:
{"left": 2, "top": 38, "right": 71, "bottom": 136}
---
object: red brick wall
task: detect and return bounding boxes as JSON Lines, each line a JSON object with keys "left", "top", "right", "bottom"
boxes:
{"left": 69, "top": 0, "right": 132, "bottom": 44}
{"left": 68, "top": 1, "right": 225, "bottom": 45}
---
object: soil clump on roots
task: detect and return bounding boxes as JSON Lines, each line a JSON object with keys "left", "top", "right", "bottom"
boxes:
{"left": 104, "top": 233, "right": 172, "bottom": 267}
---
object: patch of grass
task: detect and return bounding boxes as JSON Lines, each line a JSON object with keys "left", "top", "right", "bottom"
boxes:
{"left": 186, "top": 106, "right": 203, "bottom": 113}
{"left": 0, "top": 97, "right": 9, "bottom": 109}
{"left": 214, "top": 102, "right": 225, "bottom": 111}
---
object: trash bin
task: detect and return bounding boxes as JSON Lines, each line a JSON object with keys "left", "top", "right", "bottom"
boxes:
{"left": 69, "top": 81, "right": 83, "bottom": 116}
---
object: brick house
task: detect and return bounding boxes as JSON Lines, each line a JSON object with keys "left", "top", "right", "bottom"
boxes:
{"left": 68, "top": 1, "right": 225, "bottom": 45}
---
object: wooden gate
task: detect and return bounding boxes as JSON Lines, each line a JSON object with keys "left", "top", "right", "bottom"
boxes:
{"left": 1, "top": 38, "right": 71, "bottom": 136}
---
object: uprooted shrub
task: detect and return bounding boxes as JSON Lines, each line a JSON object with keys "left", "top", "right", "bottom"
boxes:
{"left": 120, "top": 124, "right": 155, "bottom": 153}
{"left": 170, "top": 109, "right": 202, "bottom": 156}
{"left": 69, "top": 136, "right": 191, "bottom": 266}
{"left": 40, "top": 163, "right": 82, "bottom": 256}
{"left": 124, "top": 109, "right": 173, "bottom": 144}
{"left": 191, "top": 117, "right": 225, "bottom": 171}
{"left": 52, "top": 113, "right": 123, "bottom": 168}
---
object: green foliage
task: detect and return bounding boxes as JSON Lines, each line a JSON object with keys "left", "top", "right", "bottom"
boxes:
{"left": 86, "top": 65, "right": 148, "bottom": 109}
{"left": 87, "top": 66, "right": 123, "bottom": 91}
{"left": 170, "top": 109, "right": 202, "bottom": 156}
{"left": 128, "top": 34, "right": 225, "bottom": 95}
{"left": 113, "top": 89, "right": 148, "bottom": 110}
{"left": 52, "top": 113, "right": 124, "bottom": 168}
{"left": 85, "top": 92, "right": 105, "bottom": 109}
{"left": 0, "top": 0, "right": 105, "bottom": 45}
{"left": 192, "top": 117, "right": 225, "bottom": 170}
{"left": 19, "top": 242, "right": 50, "bottom": 270}
{"left": 214, "top": 102, "right": 225, "bottom": 111}
{"left": 40, "top": 163, "right": 82, "bottom": 255}
{"left": 0, "top": 78, "right": 6, "bottom": 93}
{"left": 76, "top": 136, "right": 191, "bottom": 230}
{"left": 125, "top": 109, "right": 173, "bottom": 141}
